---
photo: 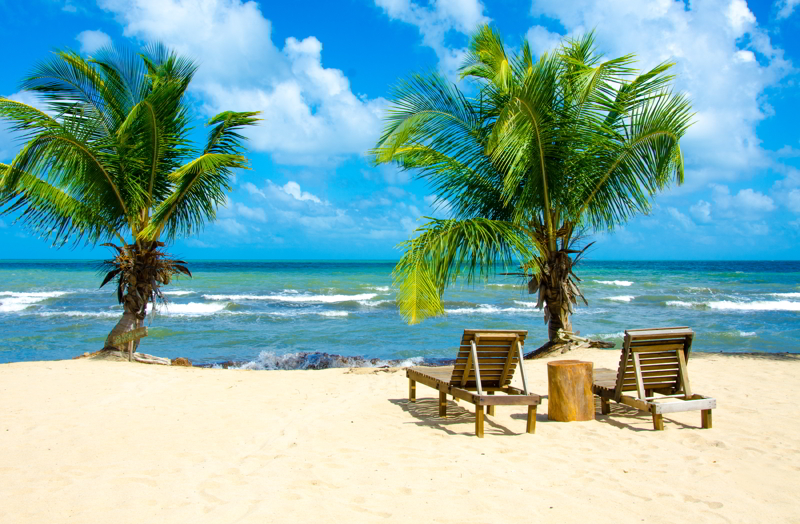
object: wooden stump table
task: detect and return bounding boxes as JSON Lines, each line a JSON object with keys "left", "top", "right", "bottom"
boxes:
{"left": 547, "top": 360, "right": 594, "bottom": 422}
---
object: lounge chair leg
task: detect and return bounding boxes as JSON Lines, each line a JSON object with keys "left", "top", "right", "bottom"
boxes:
{"left": 651, "top": 406, "right": 664, "bottom": 431}
{"left": 409, "top": 379, "right": 416, "bottom": 402}
{"left": 701, "top": 409, "right": 712, "bottom": 429}
{"left": 527, "top": 405, "right": 537, "bottom": 434}
{"left": 487, "top": 391, "right": 495, "bottom": 416}
{"left": 475, "top": 406, "right": 485, "bottom": 438}
{"left": 439, "top": 391, "right": 447, "bottom": 417}
{"left": 600, "top": 397, "right": 610, "bottom": 415}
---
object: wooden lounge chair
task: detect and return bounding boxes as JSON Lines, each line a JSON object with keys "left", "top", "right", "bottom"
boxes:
{"left": 406, "top": 329, "right": 541, "bottom": 438}
{"left": 593, "top": 326, "right": 716, "bottom": 430}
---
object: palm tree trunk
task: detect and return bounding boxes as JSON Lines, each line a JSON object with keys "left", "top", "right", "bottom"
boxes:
{"left": 103, "top": 305, "right": 139, "bottom": 351}
{"left": 546, "top": 292, "right": 573, "bottom": 342}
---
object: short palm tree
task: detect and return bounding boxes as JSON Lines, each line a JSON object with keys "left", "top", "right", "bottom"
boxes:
{"left": 372, "top": 26, "right": 692, "bottom": 347}
{"left": 0, "top": 44, "right": 259, "bottom": 351}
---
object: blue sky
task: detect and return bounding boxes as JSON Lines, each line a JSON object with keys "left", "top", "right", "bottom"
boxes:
{"left": 1, "top": 0, "right": 799, "bottom": 260}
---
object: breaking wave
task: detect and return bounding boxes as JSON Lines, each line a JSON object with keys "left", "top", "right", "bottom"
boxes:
{"left": 594, "top": 280, "right": 633, "bottom": 286}
{"left": 0, "top": 291, "right": 69, "bottom": 313}
{"left": 237, "top": 351, "right": 424, "bottom": 370}
{"left": 606, "top": 295, "right": 635, "bottom": 302}
{"left": 202, "top": 292, "right": 378, "bottom": 303}
{"left": 667, "top": 300, "right": 800, "bottom": 311}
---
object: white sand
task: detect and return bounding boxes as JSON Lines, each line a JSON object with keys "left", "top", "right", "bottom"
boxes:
{"left": 1, "top": 348, "right": 799, "bottom": 523}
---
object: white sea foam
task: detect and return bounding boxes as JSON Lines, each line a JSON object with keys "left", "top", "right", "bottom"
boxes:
{"left": 585, "top": 332, "right": 625, "bottom": 340}
{"left": 513, "top": 301, "right": 538, "bottom": 308}
{"left": 267, "top": 310, "right": 349, "bottom": 318}
{"left": 667, "top": 299, "right": 800, "bottom": 312}
{"left": 739, "top": 331, "right": 756, "bottom": 337}
{"left": 36, "top": 310, "right": 119, "bottom": 318}
{"left": 150, "top": 302, "right": 229, "bottom": 316}
{"left": 666, "top": 300, "right": 696, "bottom": 308}
{"left": 487, "top": 283, "right": 522, "bottom": 288}
{"left": 319, "top": 311, "right": 349, "bottom": 317}
{"left": 606, "top": 295, "right": 635, "bottom": 302}
{"left": 202, "top": 293, "right": 377, "bottom": 303}
{"left": 161, "top": 290, "right": 194, "bottom": 296}
{"left": 238, "top": 351, "right": 423, "bottom": 370}
{"left": 445, "top": 304, "right": 532, "bottom": 315}
{"left": 366, "top": 286, "right": 391, "bottom": 292}
{"left": 770, "top": 292, "right": 800, "bottom": 298}
{"left": 594, "top": 280, "right": 633, "bottom": 287}
{"left": 708, "top": 300, "right": 800, "bottom": 312}
{"left": 358, "top": 299, "right": 394, "bottom": 307}
{"left": 0, "top": 291, "right": 69, "bottom": 313}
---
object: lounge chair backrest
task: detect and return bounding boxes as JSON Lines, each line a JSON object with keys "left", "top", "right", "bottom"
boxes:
{"left": 614, "top": 327, "right": 694, "bottom": 401}
{"left": 449, "top": 329, "right": 528, "bottom": 390}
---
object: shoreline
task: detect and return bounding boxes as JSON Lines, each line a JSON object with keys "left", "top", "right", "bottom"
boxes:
{"left": 1, "top": 347, "right": 799, "bottom": 523}
{"left": 62, "top": 346, "right": 800, "bottom": 370}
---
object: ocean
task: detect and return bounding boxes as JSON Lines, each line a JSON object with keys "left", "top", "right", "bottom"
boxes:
{"left": 0, "top": 260, "right": 798, "bottom": 367}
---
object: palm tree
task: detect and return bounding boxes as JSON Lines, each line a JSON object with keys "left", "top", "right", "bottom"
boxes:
{"left": 372, "top": 26, "right": 692, "bottom": 350}
{"left": 0, "top": 43, "right": 259, "bottom": 352}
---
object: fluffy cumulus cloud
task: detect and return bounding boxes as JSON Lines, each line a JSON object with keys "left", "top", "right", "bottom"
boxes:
{"left": 710, "top": 184, "right": 775, "bottom": 221}
{"left": 75, "top": 29, "right": 112, "bottom": 54}
{"left": 527, "top": 0, "right": 792, "bottom": 187}
{"left": 667, "top": 207, "right": 694, "bottom": 230}
{"left": 373, "top": 0, "right": 490, "bottom": 77}
{"left": 786, "top": 189, "right": 800, "bottom": 213}
{"left": 220, "top": 177, "right": 427, "bottom": 245}
{"left": 98, "top": 0, "right": 386, "bottom": 166}
{"left": 690, "top": 200, "right": 713, "bottom": 223}
{"left": 776, "top": 0, "right": 800, "bottom": 19}
{"left": 0, "top": 91, "right": 54, "bottom": 161}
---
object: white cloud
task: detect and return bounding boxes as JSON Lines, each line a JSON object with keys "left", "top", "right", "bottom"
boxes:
{"left": 776, "top": 0, "right": 800, "bottom": 19}
{"left": 234, "top": 203, "right": 267, "bottom": 223}
{"left": 690, "top": 200, "right": 712, "bottom": 223}
{"left": 711, "top": 184, "right": 775, "bottom": 220}
{"left": 712, "top": 185, "right": 775, "bottom": 211}
{"left": 185, "top": 238, "right": 215, "bottom": 248}
{"left": 242, "top": 182, "right": 266, "bottom": 199}
{"left": 726, "top": 0, "right": 756, "bottom": 34}
{"left": 526, "top": 25, "right": 563, "bottom": 57}
{"left": 277, "top": 181, "right": 322, "bottom": 203}
{"left": 386, "top": 186, "right": 407, "bottom": 199}
{"left": 667, "top": 207, "right": 694, "bottom": 229}
{"left": 527, "top": 0, "right": 792, "bottom": 188}
{"left": 76, "top": 30, "right": 112, "bottom": 54}
{"left": 98, "top": 0, "right": 386, "bottom": 166}
{"left": 787, "top": 189, "right": 800, "bottom": 213}
{"left": 217, "top": 218, "right": 248, "bottom": 236}
{"left": 374, "top": 0, "right": 490, "bottom": 78}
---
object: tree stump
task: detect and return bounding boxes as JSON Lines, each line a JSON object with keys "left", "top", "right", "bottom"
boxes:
{"left": 547, "top": 360, "right": 594, "bottom": 422}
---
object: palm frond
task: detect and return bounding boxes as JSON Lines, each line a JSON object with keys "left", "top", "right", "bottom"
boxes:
{"left": 393, "top": 218, "right": 533, "bottom": 324}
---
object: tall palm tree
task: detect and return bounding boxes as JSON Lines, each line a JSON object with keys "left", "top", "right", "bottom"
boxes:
{"left": 372, "top": 26, "right": 692, "bottom": 347}
{"left": 0, "top": 44, "right": 259, "bottom": 352}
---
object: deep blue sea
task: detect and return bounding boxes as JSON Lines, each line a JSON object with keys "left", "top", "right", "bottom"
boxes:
{"left": 0, "top": 260, "right": 798, "bottom": 367}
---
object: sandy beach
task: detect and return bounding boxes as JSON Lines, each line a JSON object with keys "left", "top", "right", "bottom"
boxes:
{"left": 1, "top": 348, "right": 799, "bottom": 524}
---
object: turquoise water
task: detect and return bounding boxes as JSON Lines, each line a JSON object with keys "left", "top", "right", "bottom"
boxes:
{"left": 0, "top": 260, "right": 798, "bottom": 366}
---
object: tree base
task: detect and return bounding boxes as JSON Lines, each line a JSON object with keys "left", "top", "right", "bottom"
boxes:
{"left": 524, "top": 338, "right": 615, "bottom": 359}
{"left": 74, "top": 348, "right": 171, "bottom": 365}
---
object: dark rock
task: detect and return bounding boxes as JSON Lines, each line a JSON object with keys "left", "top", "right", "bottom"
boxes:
{"left": 171, "top": 357, "right": 192, "bottom": 367}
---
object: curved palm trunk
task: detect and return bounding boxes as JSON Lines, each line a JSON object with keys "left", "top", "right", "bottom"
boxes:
{"left": 102, "top": 253, "right": 154, "bottom": 352}
{"left": 529, "top": 238, "right": 586, "bottom": 344}
{"left": 544, "top": 286, "right": 573, "bottom": 341}
{"left": 104, "top": 306, "right": 143, "bottom": 351}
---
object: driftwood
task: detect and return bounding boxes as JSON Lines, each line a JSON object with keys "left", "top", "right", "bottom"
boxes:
{"left": 75, "top": 348, "right": 171, "bottom": 365}
{"left": 524, "top": 329, "right": 615, "bottom": 359}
